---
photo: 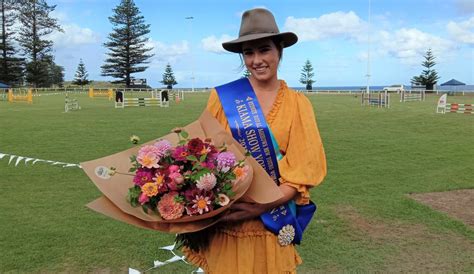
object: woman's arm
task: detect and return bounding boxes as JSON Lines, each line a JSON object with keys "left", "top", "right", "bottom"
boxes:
{"left": 223, "top": 184, "right": 297, "bottom": 222}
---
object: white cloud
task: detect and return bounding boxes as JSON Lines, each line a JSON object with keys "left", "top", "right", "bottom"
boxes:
{"left": 201, "top": 34, "right": 234, "bottom": 54}
{"left": 376, "top": 28, "right": 454, "bottom": 65}
{"left": 284, "top": 11, "right": 366, "bottom": 42}
{"left": 48, "top": 24, "right": 101, "bottom": 47}
{"left": 46, "top": 10, "right": 101, "bottom": 48}
{"left": 146, "top": 40, "right": 189, "bottom": 65}
{"left": 447, "top": 17, "right": 474, "bottom": 44}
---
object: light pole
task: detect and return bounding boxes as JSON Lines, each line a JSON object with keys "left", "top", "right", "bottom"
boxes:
{"left": 185, "top": 16, "right": 195, "bottom": 92}
{"left": 366, "top": 0, "right": 371, "bottom": 95}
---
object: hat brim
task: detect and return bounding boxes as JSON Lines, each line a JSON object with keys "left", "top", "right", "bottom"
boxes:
{"left": 222, "top": 32, "right": 298, "bottom": 53}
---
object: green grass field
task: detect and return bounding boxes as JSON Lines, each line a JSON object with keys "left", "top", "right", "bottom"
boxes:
{"left": 0, "top": 91, "right": 473, "bottom": 273}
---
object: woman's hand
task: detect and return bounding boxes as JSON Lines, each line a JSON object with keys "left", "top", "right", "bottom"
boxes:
{"left": 222, "top": 184, "right": 298, "bottom": 222}
{"left": 223, "top": 201, "right": 270, "bottom": 222}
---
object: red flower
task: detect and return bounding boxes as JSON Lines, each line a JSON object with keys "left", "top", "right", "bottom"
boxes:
{"left": 187, "top": 138, "right": 204, "bottom": 155}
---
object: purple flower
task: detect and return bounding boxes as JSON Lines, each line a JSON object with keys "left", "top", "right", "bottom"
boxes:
{"left": 154, "top": 139, "right": 172, "bottom": 156}
{"left": 216, "top": 151, "right": 236, "bottom": 172}
{"left": 172, "top": 145, "right": 188, "bottom": 161}
{"left": 133, "top": 168, "right": 154, "bottom": 186}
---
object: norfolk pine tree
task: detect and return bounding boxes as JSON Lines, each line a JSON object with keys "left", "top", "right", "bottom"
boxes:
{"left": 73, "top": 59, "right": 90, "bottom": 86}
{"left": 101, "top": 0, "right": 153, "bottom": 87}
{"left": 47, "top": 60, "right": 64, "bottom": 87}
{"left": 410, "top": 48, "right": 440, "bottom": 91}
{"left": 0, "top": 0, "right": 24, "bottom": 86}
{"left": 160, "top": 63, "right": 177, "bottom": 89}
{"left": 17, "top": 0, "right": 63, "bottom": 87}
{"left": 300, "top": 59, "right": 315, "bottom": 91}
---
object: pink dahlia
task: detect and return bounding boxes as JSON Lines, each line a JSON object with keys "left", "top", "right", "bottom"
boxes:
{"left": 195, "top": 173, "right": 217, "bottom": 191}
{"left": 168, "top": 165, "right": 180, "bottom": 173}
{"left": 232, "top": 164, "right": 250, "bottom": 184}
{"left": 157, "top": 192, "right": 184, "bottom": 220}
{"left": 137, "top": 145, "right": 161, "bottom": 169}
{"left": 169, "top": 172, "right": 184, "bottom": 184}
{"left": 216, "top": 151, "right": 236, "bottom": 172}
{"left": 154, "top": 139, "right": 172, "bottom": 156}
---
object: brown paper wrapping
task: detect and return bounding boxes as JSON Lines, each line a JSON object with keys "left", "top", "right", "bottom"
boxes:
{"left": 82, "top": 110, "right": 282, "bottom": 233}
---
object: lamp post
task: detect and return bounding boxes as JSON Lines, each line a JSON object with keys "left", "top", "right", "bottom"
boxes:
{"left": 366, "top": 0, "right": 371, "bottom": 95}
{"left": 185, "top": 16, "right": 195, "bottom": 92}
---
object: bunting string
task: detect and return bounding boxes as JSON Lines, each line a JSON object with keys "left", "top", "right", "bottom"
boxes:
{"left": 128, "top": 242, "right": 203, "bottom": 274}
{"left": 1, "top": 152, "right": 201, "bottom": 272}
{"left": 0, "top": 152, "right": 81, "bottom": 168}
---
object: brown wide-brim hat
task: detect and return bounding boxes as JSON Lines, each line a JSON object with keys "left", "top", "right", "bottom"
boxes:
{"left": 222, "top": 8, "right": 298, "bottom": 53}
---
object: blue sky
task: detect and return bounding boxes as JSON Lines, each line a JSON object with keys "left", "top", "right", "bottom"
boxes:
{"left": 47, "top": 0, "right": 474, "bottom": 88}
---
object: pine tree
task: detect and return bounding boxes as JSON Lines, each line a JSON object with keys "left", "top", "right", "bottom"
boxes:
{"left": 160, "top": 63, "right": 177, "bottom": 89}
{"left": 17, "top": 0, "right": 62, "bottom": 87}
{"left": 101, "top": 0, "right": 153, "bottom": 87}
{"left": 47, "top": 60, "right": 64, "bottom": 87}
{"left": 410, "top": 48, "right": 440, "bottom": 91}
{"left": 73, "top": 59, "right": 90, "bottom": 86}
{"left": 299, "top": 59, "right": 315, "bottom": 91}
{"left": 0, "top": 0, "right": 24, "bottom": 86}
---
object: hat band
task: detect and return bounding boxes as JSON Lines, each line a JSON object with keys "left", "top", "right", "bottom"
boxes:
{"left": 241, "top": 30, "right": 279, "bottom": 36}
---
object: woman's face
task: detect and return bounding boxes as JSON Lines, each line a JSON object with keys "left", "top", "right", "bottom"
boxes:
{"left": 242, "top": 38, "right": 280, "bottom": 83}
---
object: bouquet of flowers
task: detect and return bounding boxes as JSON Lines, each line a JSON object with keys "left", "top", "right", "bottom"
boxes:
{"left": 82, "top": 111, "right": 282, "bottom": 233}
{"left": 126, "top": 129, "right": 249, "bottom": 221}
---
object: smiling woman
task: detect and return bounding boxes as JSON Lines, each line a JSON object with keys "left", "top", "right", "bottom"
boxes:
{"left": 179, "top": 8, "right": 327, "bottom": 274}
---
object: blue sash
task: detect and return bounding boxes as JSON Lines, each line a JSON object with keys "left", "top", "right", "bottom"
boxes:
{"left": 215, "top": 78, "right": 316, "bottom": 245}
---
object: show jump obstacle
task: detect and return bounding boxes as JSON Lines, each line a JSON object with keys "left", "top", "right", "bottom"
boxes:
{"left": 400, "top": 89, "right": 425, "bottom": 102}
{"left": 89, "top": 88, "right": 113, "bottom": 100}
{"left": 8, "top": 88, "right": 33, "bottom": 104}
{"left": 361, "top": 90, "right": 390, "bottom": 108}
{"left": 115, "top": 89, "right": 170, "bottom": 108}
{"left": 436, "top": 94, "right": 473, "bottom": 114}
{"left": 64, "top": 94, "right": 81, "bottom": 112}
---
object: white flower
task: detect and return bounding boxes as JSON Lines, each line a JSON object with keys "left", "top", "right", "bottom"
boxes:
{"left": 217, "top": 193, "right": 230, "bottom": 206}
{"left": 195, "top": 173, "right": 217, "bottom": 191}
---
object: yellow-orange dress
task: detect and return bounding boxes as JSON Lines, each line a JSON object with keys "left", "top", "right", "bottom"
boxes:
{"left": 184, "top": 80, "right": 327, "bottom": 274}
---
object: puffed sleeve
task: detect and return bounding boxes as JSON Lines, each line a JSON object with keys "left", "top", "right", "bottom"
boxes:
{"left": 206, "top": 89, "right": 230, "bottom": 130}
{"left": 279, "top": 93, "right": 327, "bottom": 205}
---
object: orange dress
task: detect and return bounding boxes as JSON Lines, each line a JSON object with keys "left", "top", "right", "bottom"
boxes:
{"left": 184, "top": 80, "right": 327, "bottom": 274}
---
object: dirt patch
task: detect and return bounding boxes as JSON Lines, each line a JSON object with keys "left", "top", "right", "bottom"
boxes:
{"left": 409, "top": 189, "right": 474, "bottom": 227}
{"left": 335, "top": 205, "right": 474, "bottom": 272}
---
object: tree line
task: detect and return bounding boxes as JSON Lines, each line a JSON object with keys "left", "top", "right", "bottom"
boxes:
{"left": 0, "top": 0, "right": 63, "bottom": 87}
{"left": 0, "top": 0, "right": 156, "bottom": 88}
{"left": 297, "top": 48, "right": 440, "bottom": 91}
{"left": 0, "top": 0, "right": 441, "bottom": 90}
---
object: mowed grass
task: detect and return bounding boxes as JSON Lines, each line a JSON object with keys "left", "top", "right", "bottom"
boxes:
{"left": 0, "top": 91, "right": 473, "bottom": 273}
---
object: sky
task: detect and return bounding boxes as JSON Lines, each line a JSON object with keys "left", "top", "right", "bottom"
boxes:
{"left": 45, "top": 0, "right": 474, "bottom": 88}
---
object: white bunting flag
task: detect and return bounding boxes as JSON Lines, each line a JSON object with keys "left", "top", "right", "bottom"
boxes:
{"left": 15, "top": 156, "right": 24, "bottom": 166}
{"left": 0, "top": 152, "right": 81, "bottom": 169}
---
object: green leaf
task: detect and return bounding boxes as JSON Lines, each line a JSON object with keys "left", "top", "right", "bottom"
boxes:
{"left": 199, "top": 154, "right": 207, "bottom": 162}
{"left": 180, "top": 131, "right": 189, "bottom": 139}
{"left": 186, "top": 155, "right": 198, "bottom": 162}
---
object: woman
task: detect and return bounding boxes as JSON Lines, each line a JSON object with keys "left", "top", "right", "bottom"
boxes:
{"left": 182, "top": 8, "right": 326, "bottom": 273}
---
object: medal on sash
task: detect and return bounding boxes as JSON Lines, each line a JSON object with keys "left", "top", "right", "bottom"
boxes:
{"left": 215, "top": 78, "right": 316, "bottom": 245}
